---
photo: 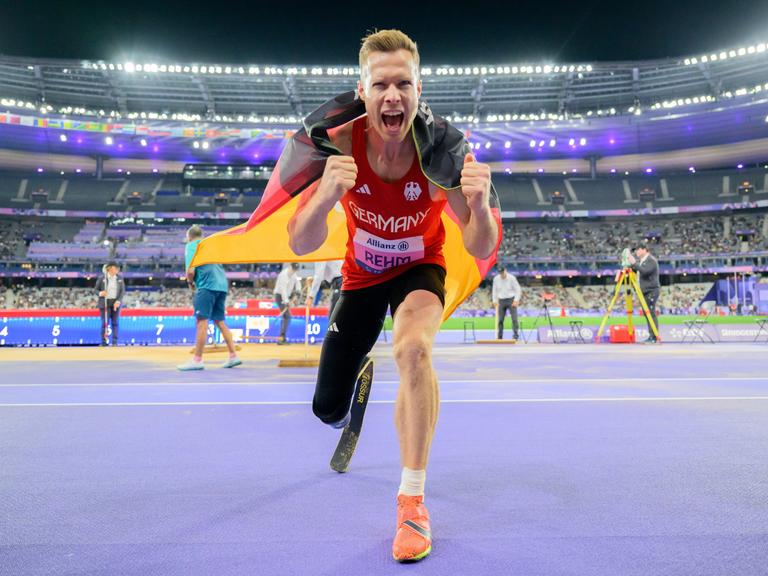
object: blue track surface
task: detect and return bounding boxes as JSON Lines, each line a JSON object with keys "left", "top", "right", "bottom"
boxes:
{"left": 1, "top": 343, "right": 767, "bottom": 575}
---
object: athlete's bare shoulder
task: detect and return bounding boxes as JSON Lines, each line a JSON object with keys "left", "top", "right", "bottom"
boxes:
{"left": 429, "top": 182, "right": 446, "bottom": 202}
{"left": 328, "top": 122, "right": 354, "bottom": 156}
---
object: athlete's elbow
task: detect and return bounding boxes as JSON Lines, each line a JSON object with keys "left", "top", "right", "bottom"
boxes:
{"left": 289, "top": 235, "right": 312, "bottom": 256}
{"left": 470, "top": 242, "right": 497, "bottom": 260}
{"left": 464, "top": 231, "right": 498, "bottom": 259}
{"left": 287, "top": 219, "right": 309, "bottom": 256}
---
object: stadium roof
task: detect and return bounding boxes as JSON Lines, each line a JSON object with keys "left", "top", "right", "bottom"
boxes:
{"left": 1, "top": 39, "right": 768, "bottom": 122}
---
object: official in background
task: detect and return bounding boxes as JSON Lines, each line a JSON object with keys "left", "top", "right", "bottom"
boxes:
{"left": 492, "top": 265, "right": 522, "bottom": 340}
{"left": 628, "top": 241, "right": 661, "bottom": 342}
{"left": 274, "top": 263, "right": 302, "bottom": 344}
{"left": 306, "top": 260, "right": 343, "bottom": 317}
{"left": 96, "top": 261, "right": 124, "bottom": 346}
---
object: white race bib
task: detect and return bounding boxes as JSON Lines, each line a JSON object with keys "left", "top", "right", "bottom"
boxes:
{"left": 352, "top": 229, "right": 424, "bottom": 274}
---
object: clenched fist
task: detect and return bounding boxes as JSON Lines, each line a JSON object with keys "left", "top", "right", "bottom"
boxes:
{"left": 317, "top": 155, "right": 358, "bottom": 204}
{"left": 460, "top": 152, "right": 491, "bottom": 213}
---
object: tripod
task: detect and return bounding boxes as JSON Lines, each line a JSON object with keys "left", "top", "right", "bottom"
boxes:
{"left": 524, "top": 295, "right": 559, "bottom": 343}
{"left": 596, "top": 268, "right": 660, "bottom": 342}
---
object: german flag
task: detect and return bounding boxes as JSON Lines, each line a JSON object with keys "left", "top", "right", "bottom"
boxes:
{"left": 191, "top": 92, "right": 501, "bottom": 319}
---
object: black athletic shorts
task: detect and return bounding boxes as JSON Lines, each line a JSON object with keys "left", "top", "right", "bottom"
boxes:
{"left": 312, "top": 263, "right": 446, "bottom": 424}
{"left": 344, "top": 263, "right": 447, "bottom": 315}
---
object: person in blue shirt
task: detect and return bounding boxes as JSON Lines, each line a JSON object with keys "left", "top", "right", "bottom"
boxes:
{"left": 178, "top": 224, "right": 242, "bottom": 370}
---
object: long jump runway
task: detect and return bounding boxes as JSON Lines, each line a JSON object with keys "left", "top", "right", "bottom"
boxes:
{"left": 1, "top": 343, "right": 767, "bottom": 575}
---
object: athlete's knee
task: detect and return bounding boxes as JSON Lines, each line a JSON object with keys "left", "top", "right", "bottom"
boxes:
{"left": 393, "top": 334, "right": 432, "bottom": 371}
{"left": 312, "top": 394, "right": 348, "bottom": 425}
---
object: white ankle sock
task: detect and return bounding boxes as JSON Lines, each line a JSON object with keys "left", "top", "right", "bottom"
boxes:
{"left": 398, "top": 467, "right": 426, "bottom": 496}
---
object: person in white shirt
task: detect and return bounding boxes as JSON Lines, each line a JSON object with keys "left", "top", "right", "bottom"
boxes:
{"left": 95, "top": 261, "right": 125, "bottom": 346}
{"left": 492, "top": 265, "right": 522, "bottom": 340}
{"left": 305, "top": 260, "right": 343, "bottom": 317}
{"left": 274, "top": 263, "right": 302, "bottom": 344}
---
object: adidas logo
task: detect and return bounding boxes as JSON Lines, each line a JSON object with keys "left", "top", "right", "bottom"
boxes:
{"left": 328, "top": 322, "right": 339, "bottom": 333}
{"left": 355, "top": 184, "right": 371, "bottom": 195}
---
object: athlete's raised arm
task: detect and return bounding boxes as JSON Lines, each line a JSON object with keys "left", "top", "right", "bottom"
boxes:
{"left": 288, "top": 154, "right": 357, "bottom": 255}
{"left": 446, "top": 152, "right": 499, "bottom": 259}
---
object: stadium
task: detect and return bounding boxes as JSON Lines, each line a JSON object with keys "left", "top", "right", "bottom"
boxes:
{"left": 1, "top": 10, "right": 767, "bottom": 576}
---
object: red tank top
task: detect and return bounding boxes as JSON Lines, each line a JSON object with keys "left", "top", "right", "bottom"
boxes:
{"left": 340, "top": 117, "right": 447, "bottom": 290}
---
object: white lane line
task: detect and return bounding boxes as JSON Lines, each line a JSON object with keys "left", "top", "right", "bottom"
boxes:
{"left": 1, "top": 396, "right": 768, "bottom": 408}
{"left": 2, "top": 376, "right": 768, "bottom": 388}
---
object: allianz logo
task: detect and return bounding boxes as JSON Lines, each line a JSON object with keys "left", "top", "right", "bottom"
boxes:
{"left": 720, "top": 328, "right": 759, "bottom": 336}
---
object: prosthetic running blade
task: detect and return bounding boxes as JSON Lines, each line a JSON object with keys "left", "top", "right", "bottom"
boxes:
{"left": 330, "top": 356, "right": 374, "bottom": 473}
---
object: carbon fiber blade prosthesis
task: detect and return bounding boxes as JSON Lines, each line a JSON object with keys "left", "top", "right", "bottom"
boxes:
{"left": 330, "top": 357, "right": 374, "bottom": 473}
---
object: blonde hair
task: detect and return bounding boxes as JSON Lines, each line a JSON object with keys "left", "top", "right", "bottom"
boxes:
{"left": 359, "top": 29, "right": 420, "bottom": 78}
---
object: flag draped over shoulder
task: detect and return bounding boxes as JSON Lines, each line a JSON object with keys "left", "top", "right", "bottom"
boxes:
{"left": 191, "top": 91, "right": 502, "bottom": 320}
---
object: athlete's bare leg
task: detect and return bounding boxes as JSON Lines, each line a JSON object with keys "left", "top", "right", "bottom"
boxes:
{"left": 391, "top": 289, "right": 443, "bottom": 470}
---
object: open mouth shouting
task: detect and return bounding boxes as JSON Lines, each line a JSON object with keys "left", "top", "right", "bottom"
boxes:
{"left": 381, "top": 110, "right": 405, "bottom": 135}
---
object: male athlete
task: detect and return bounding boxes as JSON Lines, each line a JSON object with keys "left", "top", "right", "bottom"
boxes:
{"left": 288, "top": 30, "right": 498, "bottom": 562}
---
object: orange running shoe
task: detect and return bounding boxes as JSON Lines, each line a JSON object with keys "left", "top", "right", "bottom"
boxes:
{"left": 392, "top": 494, "right": 432, "bottom": 562}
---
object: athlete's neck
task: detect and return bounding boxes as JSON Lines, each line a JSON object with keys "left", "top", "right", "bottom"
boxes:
{"left": 365, "top": 120, "right": 415, "bottom": 183}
